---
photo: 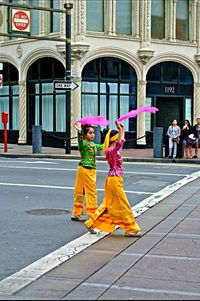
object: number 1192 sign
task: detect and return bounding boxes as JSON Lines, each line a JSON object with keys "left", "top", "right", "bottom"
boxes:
{"left": 11, "top": 9, "right": 31, "bottom": 33}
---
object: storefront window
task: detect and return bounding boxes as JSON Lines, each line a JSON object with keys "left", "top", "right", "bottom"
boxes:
{"left": 116, "top": 0, "right": 132, "bottom": 35}
{"left": 0, "top": 63, "right": 19, "bottom": 130}
{"left": 176, "top": 0, "right": 189, "bottom": 41}
{"left": 86, "top": 0, "right": 104, "bottom": 32}
{"left": 151, "top": 0, "right": 165, "bottom": 39}
{"left": 82, "top": 58, "right": 137, "bottom": 131}
{"left": 27, "top": 58, "right": 66, "bottom": 133}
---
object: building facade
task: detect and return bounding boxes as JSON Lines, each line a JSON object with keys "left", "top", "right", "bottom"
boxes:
{"left": 0, "top": 0, "right": 200, "bottom": 148}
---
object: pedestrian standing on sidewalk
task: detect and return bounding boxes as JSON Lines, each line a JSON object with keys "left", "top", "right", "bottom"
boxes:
{"left": 71, "top": 123, "right": 104, "bottom": 222}
{"left": 85, "top": 121, "right": 141, "bottom": 237}
{"left": 167, "top": 120, "right": 181, "bottom": 159}
{"left": 181, "top": 120, "right": 194, "bottom": 159}
{"left": 192, "top": 118, "right": 200, "bottom": 158}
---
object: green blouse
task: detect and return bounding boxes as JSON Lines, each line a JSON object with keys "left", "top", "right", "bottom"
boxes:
{"left": 78, "top": 131, "right": 103, "bottom": 169}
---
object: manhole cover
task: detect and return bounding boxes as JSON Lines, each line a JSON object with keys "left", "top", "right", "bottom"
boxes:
{"left": 26, "top": 209, "right": 70, "bottom": 216}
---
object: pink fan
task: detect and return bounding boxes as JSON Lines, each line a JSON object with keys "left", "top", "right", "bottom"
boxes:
{"left": 117, "top": 106, "right": 159, "bottom": 122}
{"left": 74, "top": 115, "right": 110, "bottom": 127}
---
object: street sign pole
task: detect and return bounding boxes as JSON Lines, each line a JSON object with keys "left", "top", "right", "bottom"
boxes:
{"left": 64, "top": 3, "right": 73, "bottom": 154}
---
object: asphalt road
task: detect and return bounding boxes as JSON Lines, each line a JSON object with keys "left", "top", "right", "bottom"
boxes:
{"left": 0, "top": 158, "right": 199, "bottom": 281}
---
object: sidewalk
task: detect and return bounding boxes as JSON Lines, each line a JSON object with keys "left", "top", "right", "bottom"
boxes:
{"left": 0, "top": 178, "right": 200, "bottom": 300}
{"left": 1, "top": 143, "right": 200, "bottom": 164}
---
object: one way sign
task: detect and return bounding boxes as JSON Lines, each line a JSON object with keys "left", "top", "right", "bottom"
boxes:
{"left": 53, "top": 80, "right": 78, "bottom": 91}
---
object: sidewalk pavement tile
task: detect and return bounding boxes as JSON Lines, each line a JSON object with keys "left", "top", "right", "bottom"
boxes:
{"left": 16, "top": 277, "right": 81, "bottom": 300}
{"left": 170, "top": 219, "right": 200, "bottom": 235}
{"left": 149, "top": 237, "right": 200, "bottom": 258}
{"left": 99, "top": 277, "right": 200, "bottom": 300}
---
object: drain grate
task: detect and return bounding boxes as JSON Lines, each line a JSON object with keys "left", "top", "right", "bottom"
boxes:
{"left": 26, "top": 209, "right": 70, "bottom": 216}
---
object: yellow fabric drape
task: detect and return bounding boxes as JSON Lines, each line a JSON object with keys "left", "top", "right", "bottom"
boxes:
{"left": 103, "top": 130, "right": 119, "bottom": 152}
{"left": 85, "top": 176, "right": 141, "bottom": 233}
{"left": 73, "top": 166, "right": 98, "bottom": 217}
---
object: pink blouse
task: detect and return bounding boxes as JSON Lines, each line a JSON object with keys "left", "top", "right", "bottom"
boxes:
{"left": 105, "top": 140, "right": 125, "bottom": 177}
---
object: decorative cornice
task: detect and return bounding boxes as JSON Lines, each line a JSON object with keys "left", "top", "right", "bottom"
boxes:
{"left": 57, "top": 42, "right": 90, "bottom": 60}
{"left": 138, "top": 48, "right": 155, "bottom": 65}
{"left": 195, "top": 53, "right": 200, "bottom": 67}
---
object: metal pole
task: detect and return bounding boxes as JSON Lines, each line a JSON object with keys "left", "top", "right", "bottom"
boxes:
{"left": 64, "top": 3, "right": 73, "bottom": 154}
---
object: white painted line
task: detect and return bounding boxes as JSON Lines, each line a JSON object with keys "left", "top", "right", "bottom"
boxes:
{"left": 82, "top": 283, "right": 200, "bottom": 298}
{"left": 0, "top": 182, "right": 153, "bottom": 195}
{"left": 0, "top": 164, "right": 188, "bottom": 177}
{"left": 0, "top": 170, "right": 200, "bottom": 295}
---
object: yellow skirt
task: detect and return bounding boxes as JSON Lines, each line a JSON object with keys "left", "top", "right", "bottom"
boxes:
{"left": 73, "top": 166, "right": 98, "bottom": 217}
{"left": 85, "top": 176, "right": 141, "bottom": 233}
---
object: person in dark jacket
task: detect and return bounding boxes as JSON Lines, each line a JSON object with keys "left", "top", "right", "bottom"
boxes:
{"left": 181, "top": 120, "right": 194, "bottom": 159}
{"left": 192, "top": 118, "right": 200, "bottom": 158}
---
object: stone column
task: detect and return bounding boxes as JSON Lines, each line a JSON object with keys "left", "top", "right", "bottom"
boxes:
{"left": 135, "top": 0, "right": 140, "bottom": 38}
{"left": 169, "top": 0, "right": 174, "bottom": 41}
{"left": 172, "top": 0, "right": 177, "bottom": 41}
{"left": 0, "top": 0, "right": 9, "bottom": 42}
{"left": 137, "top": 80, "right": 147, "bottom": 147}
{"left": 71, "top": 76, "right": 82, "bottom": 146}
{"left": 194, "top": 83, "right": 200, "bottom": 123}
{"left": 108, "top": 0, "right": 115, "bottom": 35}
{"left": 192, "top": 0, "right": 198, "bottom": 43}
{"left": 18, "top": 80, "right": 27, "bottom": 144}
{"left": 40, "top": 0, "right": 49, "bottom": 36}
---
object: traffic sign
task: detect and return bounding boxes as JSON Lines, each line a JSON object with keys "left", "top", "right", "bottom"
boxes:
{"left": 11, "top": 9, "right": 30, "bottom": 33}
{"left": 53, "top": 80, "right": 79, "bottom": 91}
{"left": 0, "top": 74, "right": 3, "bottom": 88}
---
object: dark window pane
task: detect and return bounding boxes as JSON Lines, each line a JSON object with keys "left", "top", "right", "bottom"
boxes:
{"left": 147, "top": 83, "right": 161, "bottom": 95}
{"left": 151, "top": 0, "right": 165, "bottom": 39}
{"left": 121, "top": 62, "right": 137, "bottom": 81}
{"left": 179, "top": 65, "right": 193, "bottom": 84}
{"left": 40, "top": 58, "right": 53, "bottom": 80}
{"left": 147, "top": 64, "right": 161, "bottom": 81}
{"left": 101, "top": 57, "right": 119, "bottom": 79}
{"left": 162, "top": 62, "right": 178, "bottom": 82}
{"left": 82, "top": 60, "right": 99, "bottom": 79}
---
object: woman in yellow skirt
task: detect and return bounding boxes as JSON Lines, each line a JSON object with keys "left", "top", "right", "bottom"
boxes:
{"left": 85, "top": 121, "right": 141, "bottom": 237}
{"left": 71, "top": 123, "right": 104, "bottom": 222}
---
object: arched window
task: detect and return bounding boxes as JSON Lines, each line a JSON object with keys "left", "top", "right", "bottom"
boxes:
{"left": 27, "top": 58, "right": 65, "bottom": 134}
{"left": 86, "top": 0, "right": 105, "bottom": 32}
{"left": 82, "top": 57, "right": 137, "bottom": 131}
{"left": 0, "top": 63, "right": 19, "bottom": 130}
{"left": 176, "top": 0, "right": 190, "bottom": 41}
{"left": 147, "top": 62, "right": 193, "bottom": 131}
{"left": 151, "top": 0, "right": 165, "bottom": 39}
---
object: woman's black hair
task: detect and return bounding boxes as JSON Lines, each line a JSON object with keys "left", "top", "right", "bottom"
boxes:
{"left": 184, "top": 119, "right": 191, "bottom": 128}
{"left": 81, "top": 124, "right": 94, "bottom": 136}
{"left": 102, "top": 128, "right": 119, "bottom": 144}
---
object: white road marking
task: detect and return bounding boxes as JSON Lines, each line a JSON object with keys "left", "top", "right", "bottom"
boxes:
{"left": 0, "top": 164, "right": 188, "bottom": 177}
{"left": 0, "top": 182, "right": 153, "bottom": 195}
{"left": 82, "top": 283, "right": 200, "bottom": 298}
{"left": 0, "top": 170, "right": 200, "bottom": 295}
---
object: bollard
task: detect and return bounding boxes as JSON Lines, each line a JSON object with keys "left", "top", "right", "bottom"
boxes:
{"left": 32, "top": 125, "right": 42, "bottom": 154}
{"left": 153, "top": 127, "right": 164, "bottom": 158}
{"left": 93, "top": 126, "right": 101, "bottom": 156}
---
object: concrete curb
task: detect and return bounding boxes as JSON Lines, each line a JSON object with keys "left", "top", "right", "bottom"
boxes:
{"left": 0, "top": 153, "right": 200, "bottom": 164}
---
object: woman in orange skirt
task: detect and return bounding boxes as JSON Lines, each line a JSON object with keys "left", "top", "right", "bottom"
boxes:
{"left": 85, "top": 121, "right": 141, "bottom": 237}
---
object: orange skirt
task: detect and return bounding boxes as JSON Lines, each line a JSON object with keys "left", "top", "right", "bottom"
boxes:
{"left": 85, "top": 176, "right": 141, "bottom": 233}
{"left": 73, "top": 166, "right": 98, "bottom": 217}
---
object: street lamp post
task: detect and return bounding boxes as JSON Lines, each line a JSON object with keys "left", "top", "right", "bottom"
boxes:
{"left": 64, "top": 3, "right": 73, "bottom": 154}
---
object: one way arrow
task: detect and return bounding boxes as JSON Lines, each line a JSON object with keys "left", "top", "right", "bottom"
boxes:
{"left": 53, "top": 80, "right": 79, "bottom": 91}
